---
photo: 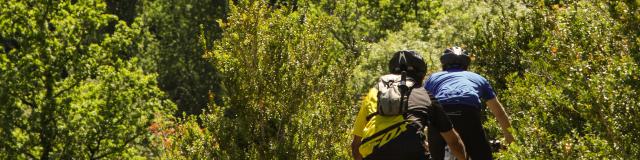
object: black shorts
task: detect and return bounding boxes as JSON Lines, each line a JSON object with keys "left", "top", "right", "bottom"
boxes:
{"left": 427, "top": 104, "right": 492, "bottom": 160}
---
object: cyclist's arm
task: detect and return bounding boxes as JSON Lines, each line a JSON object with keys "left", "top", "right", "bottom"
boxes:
{"left": 440, "top": 129, "right": 467, "bottom": 160}
{"left": 351, "top": 89, "right": 376, "bottom": 160}
{"left": 351, "top": 135, "right": 362, "bottom": 160}
{"left": 428, "top": 93, "right": 467, "bottom": 160}
{"left": 486, "top": 97, "right": 514, "bottom": 144}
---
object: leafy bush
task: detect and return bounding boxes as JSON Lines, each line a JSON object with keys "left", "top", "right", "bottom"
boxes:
{"left": 159, "top": 0, "right": 358, "bottom": 159}
{"left": 466, "top": 1, "right": 640, "bottom": 158}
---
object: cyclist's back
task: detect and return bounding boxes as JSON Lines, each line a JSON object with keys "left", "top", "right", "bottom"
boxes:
{"left": 425, "top": 47, "right": 513, "bottom": 160}
{"left": 426, "top": 69, "right": 495, "bottom": 108}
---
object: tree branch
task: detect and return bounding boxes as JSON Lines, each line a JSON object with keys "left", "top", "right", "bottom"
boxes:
{"left": 54, "top": 75, "right": 85, "bottom": 98}
{"left": 23, "top": 151, "right": 37, "bottom": 160}
{"left": 92, "top": 133, "right": 141, "bottom": 160}
{"left": 17, "top": 96, "right": 37, "bottom": 109}
{"left": 5, "top": 144, "right": 38, "bottom": 160}
{"left": 87, "top": 138, "right": 96, "bottom": 159}
{"left": 9, "top": 147, "right": 39, "bottom": 160}
{"left": 17, "top": 148, "right": 37, "bottom": 159}
{"left": 330, "top": 29, "right": 360, "bottom": 57}
{"left": 88, "top": 113, "right": 108, "bottom": 160}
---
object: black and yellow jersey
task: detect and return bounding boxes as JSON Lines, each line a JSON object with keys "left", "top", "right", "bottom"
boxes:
{"left": 353, "top": 87, "right": 454, "bottom": 159}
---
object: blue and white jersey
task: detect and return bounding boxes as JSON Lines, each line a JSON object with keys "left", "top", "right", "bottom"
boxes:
{"left": 424, "top": 69, "right": 496, "bottom": 108}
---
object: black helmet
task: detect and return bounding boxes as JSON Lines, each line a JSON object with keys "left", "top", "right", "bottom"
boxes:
{"left": 440, "top": 46, "right": 470, "bottom": 70}
{"left": 388, "top": 50, "right": 427, "bottom": 83}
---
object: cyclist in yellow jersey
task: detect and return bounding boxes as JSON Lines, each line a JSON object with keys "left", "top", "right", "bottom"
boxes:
{"left": 351, "top": 50, "right": 467, "bottom": 160}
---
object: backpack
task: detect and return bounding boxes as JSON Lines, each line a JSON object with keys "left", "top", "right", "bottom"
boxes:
{"left": 371, "top": 74, "right": 414, "bottom": 118}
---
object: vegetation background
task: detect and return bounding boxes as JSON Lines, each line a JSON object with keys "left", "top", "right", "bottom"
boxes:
{"left": 1, "top": 0, "right": 639, "bottom": 159}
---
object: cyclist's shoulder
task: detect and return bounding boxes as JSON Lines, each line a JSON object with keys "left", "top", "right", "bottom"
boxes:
{"left": 409, "top": 87, "right": 429, "bottom": 99}
{"left": 432, "top": 71, "right": 450, "bottom": 76}
{"left": 458, "top": 70, "right": 481, "bottom": 76}
{"left": 459, "top": 71, "right": 489, "bottom": 80}
{"left": 427, "top": 71, "right": 451, "bottom": 81}
{"left": 408, "top": 88, "right": 433, "bottom": 108}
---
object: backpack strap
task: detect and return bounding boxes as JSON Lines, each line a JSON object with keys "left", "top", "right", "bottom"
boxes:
{"left": 366, "top": 112, "right": 378, "bottom": 121}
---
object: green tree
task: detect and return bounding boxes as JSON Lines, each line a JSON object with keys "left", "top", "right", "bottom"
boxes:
{"left": 140, "top": 0, "right": 227, "bottom": 116}
{"left": 0, "top": 0, "right": 174, "bottom": 159}
{"left": 315, "top": 0, "right": 443, "bottom": 57}
{"left": 352, "top": 22, "right": 438, "bottom": 92}
{"left": 462, "top": 1, "right": 640, "bottom": 158}
{"left": 202, "top": 0, "right": 357, "bottom": 159}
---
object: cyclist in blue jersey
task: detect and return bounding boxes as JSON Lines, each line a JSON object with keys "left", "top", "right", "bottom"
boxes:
{"left": 425, "top": 47, "right": 514, "bottom": 160}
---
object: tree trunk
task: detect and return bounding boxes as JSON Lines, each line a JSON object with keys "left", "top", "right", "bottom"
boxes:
{"left": 40, "top": 72, "right": 56, "bottom": 160}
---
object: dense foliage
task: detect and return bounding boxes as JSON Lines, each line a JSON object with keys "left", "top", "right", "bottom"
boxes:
{"left": 140, "top": 0, "right": 227, "bottom": 116}
{"left": 469, "top": 1, "right": 640, "bottom": 159}
{"left": 1, "top": 0, "right": 639, "bottom": 159}
{"left": 0, "top": 0, "right": 174, "bottom": 159}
